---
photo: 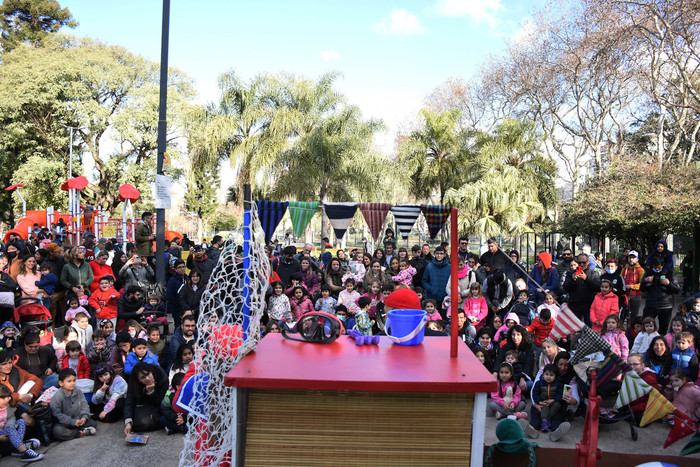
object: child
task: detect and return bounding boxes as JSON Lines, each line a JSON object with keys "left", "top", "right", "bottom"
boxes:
{"left": 72, "top": 312, "right": 93, "bottom": 351}
{"left": 35, "top": 263, "right": 57, "bottom": 308}
{"left": 664, "top": 369, "right": 700, "bottom": 424}
{"left": 143, "top": 293, "right": 169, "bottom": 333}
{"left": 423, "top": 299, "right": 442, "bottom": 321}
{"left": 89, "top": 364, "right": 128, "bottom": 423}
{"left": 109, "top": 331, "right": 132, "bottom": 375}
{"left": 626, "top": 316, "right": 643, "bottom": 349}
{"left": 390, "top": 259, "right": 416, "bottom": 288}
{"left": 354, "top": 296, "right": 373, "bottom": 336}
{"left": 0, "top": 321, "right": 19, "bottom": 351}
{"left": 471, "top": 327, "right": 498, "bottom": 365}
{"left": 472, "top": 347, "right": 492, "bottom": 370}
{"left": 125, "top": 319, "right": 147, "bottom": 340}
{"left": 289, "top": 286, "right": 313, "bottom": 320}
{"left": 160, "top": 373, "right": 187, "bottom": 435}
{"left": 531, "top": 364, "right": 563, "bottom": 432}
{"left": 537, "top": 292, "right": 561, "bottom": 321}
{"left": 627, "top": 354, "right": 661, "bottom": 424}
{"left": 337, "top": 279, "right": 360, "bottom": 315}
{"left": 49, "top": 368, "right": 97, "bottom": 440}
{"left": 509, "top": 289, "right": 535, "bottom": 326}
{"left": 99, "top": 319, "right": 116, "bottom": 342}
{"left": 525, "top": 308, "right": 555, "bottom": 350}
{"left": 146, "top": 325, "right": 166, "bottom": 368}
{"left": 335, "top": 305, "right": 355, "bottom": 333}
{"left": 88, "top": 276, "right": 119, "bottom": 327}
{"left": 61, "top": 340, "right": 91, "bottom": 379}
{"left": 279, "top": 311, "right": 297, "bottom": 333}
{"left": 464, "top": 283, "right": 488, "bottom": 329}
{"left": 589, "top": 279, "right": 619, "bottom": 333}
{"left": 631, "top": 316, "right": 660, "bottom": 354}
{"left": 123, "top": 338, "right": 160, "bottom": 376}
{"left": 601, "top": 314, "right": 629, "bottom": 360}
{"left": 64, "top": 295, "right": 90, "bottom": 325}
{"left": 0, "top": 385, "right": 43, "bottom": 462}
{"left": 358, "top": 280, "right": 383, "bottom": 319}
{"left": 315, "top": 285, "right": 338, "bottom": 315}
{"left": 488, "top": 362, "right": 527, "bottom": 420}
{"left": 426, "top": 320, "right": 447, "bottom": 335}
{"left": 671, "top": 332, "right": 699, "bottom": 382}
{"left": 85, "top": 330, "right": 115, "bottom": 371}
{"left": 414, "top": 287, "right": 424, "bottom": 302}
{"left": 494, "top": 313, "right": 519, "bottom": 343}
{"left": 666, "top": 316, "right": 691, "bottom": 350}
{"left": 684, "top": 297, "right": 700, "bottom": 345}
{"left": 168, "top": 343, "right": 193, "bottom": 384}
{"left": 55, "top": 327, "right": 79, "bottom": 368}
{"left": 267, "top": 281, "right": 290, "bottom": 322}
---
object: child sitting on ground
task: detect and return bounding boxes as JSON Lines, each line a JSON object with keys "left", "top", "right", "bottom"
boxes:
{"left": 267, "top": 281, "right": 290, "bottom": 323}
{"left": 494, "top": 313, "right": 520, "bottom": 343}
{"left": 61, "top": 340, "right": 91, "bottom": 379}
{"left": 0, "top": 321, "right": 19, "bottom": 351}
{"left": 49, "top": 368, "right": 97, "bottom": 440}
{"left": 354, "top": 296, "right": 373, "bottom": 336}
{"left": 160, "top": 373, "right": 187, "bottom": 435}
{"left": 88, "top": 276, "right": 119, "bottom": 328}
{"left": 315, "top": 285, "right": 337, "bottom": 315}
{"left": 35, "top": 263, "right": 57, "bottom": 309}
{"left": 531, "top": 364, "right": 563, "bottom": 432}
{"left": 684, "top": 297, "right": 700, "bottom": 348}
{"left": 472, "top": 347, "right": 492, "bottom": 370}
{"left": 664, "top": 369, "right": 700, "bottom": 424}
{"left": 358, "top": 280, "right": 383, "bottom": 319}
{"left": 64, "top": 295, "right": 90, "bottom": 325}
{"left": 85, "top": 330, "right": 115, "bottom": 372}
{"left": 168, "top": 343, "right": 193, "bottom": 384}
{"left": 279, "top": 311, "right": 297, "bottom": 333}
{"left": 337, "top": 279, "right": 360, "bottom": 315}
{"left": 627, "top": 354, "right": 660, "bottom": 425}
{"left": 289, "top": 286, "right": 314, "bottom": 320}
{"left": 143, "top": 293, "right": 169, "bottom": 334}
{"left": 488, "top": 362, "right": 527, "bottom": 420}
{"left": 666, "top": 316, "right": 691, "bottom": 351}
{"left": 89, "top": 364, "right": 128, "bottom": 423}
{"left": 536, "top": 292, "right": 560, "bottom": 320}
{"left": 55, "top": 327, "right": 79, "bottom": 368}
{"left": 334, "top": 305, "right": 354, "bottom": 333}
{"left": 631, "top": 317, "right": 660, "bottom": 354}
{"left": 99, "top": 319, "right": 116, "bottom": 342}
{"left": 471, "top": 327, "right": 498, "bottom": 365}
{"left": 109, "top": 331, "right": 132, "bottom": 375}
{"left": 146, "top": 325, "right": 166, "bottom": 369}
{"left": 0, "top": 385, "right": 43, "bottom": 462}
{"left": 671, "top": 331, "right": 699, "bottom": 382}
{"left": 509, "top": 289, "right": 535, "bottom": 326}
{"left": 525, "top": 308, "right": 555, "bottom": 351}
{"left": 600, "top": 314, "right": 629, "bottom": 360}
{"left": 72, "top": 312, "right": 93, "bottom": 352}
{"left": 423, "top": 299, "right": 442, "bottom": 321}
{"left": 123, "top": 338, "right": 160, "bottom": 376}
{"left": 125, "top": 320, "right": 147, "bottom": 340}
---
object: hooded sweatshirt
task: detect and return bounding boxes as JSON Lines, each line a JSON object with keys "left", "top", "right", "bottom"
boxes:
{"left": 528, "top": 252, "right": 559, "bottom": 304}
{"left": 646, "top": 239, "right": 674, "bottom": 276}
{"left": 495, "top": 312, "right": 520, "bottom": 342}
{"left": 589, "top": 290, "right": 619, "bottom": 333}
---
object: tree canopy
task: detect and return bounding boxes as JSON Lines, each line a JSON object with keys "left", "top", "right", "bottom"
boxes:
{"left": 0, "top": 0, "right": 75, "bottom": 52}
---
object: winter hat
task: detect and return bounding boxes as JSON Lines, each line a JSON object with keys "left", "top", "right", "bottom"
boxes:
{"left": 384, "top": 288, "right": 421, "bottom": 310}
{"left": 536, "top": 252, "right": 552, "bottom": 270}
{"left": 0, "top": 321, "right": 18, "bottom": 333}
{"left": 484, "top": 418, "right": 539, "bottom": 463}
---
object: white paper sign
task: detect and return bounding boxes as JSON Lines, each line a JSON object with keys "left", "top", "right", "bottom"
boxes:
{"left": 155, "top": 174, "right": 172, "bottom": 209}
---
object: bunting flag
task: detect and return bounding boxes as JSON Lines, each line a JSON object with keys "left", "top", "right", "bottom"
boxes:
{"left": 548, "top": 303, "right": 585, "bottom": 340}
{"left": 614, "top": 370, "right": 653, "bottom": 409}
{"left": 256, "top": 201, "right": 289, "bottom": 244}
{"left": 570, "top": 326, "right": 611, "bottom": 365}
{"left": 640, "top": 388, "right": 676, "bottom": 427}
{"left": 323, "top": 203, "right": 358, "bottom": 241}
{"left": 664, "top": 411, "right": 698, "bottom": 448}
{"left": 680, "top": 429, "right": 700, "bottom": 456}
{"left": 390, "top": 205, "right": 422, "bottom": 240}
{"left": 420, "top": 204, "right": 452, "bottom": 239}
{"left": 358, "top": 203, "right": 392, "bottom": 241}
{"left": 288, "top": 201, "right": 319, "bottom": 238}
{"left": 595, "top": 351, "right": 632, "bottom": 388}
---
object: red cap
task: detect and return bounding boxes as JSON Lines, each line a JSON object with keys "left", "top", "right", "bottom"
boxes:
{"left": 384, "top": 288, "right": 421, "bottom": 310}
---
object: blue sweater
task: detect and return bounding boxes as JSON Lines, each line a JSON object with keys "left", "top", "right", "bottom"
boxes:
{"left": 422, "top": 258, "right": 451, "bottom": 303}
{"left": 35, "top": 273, "right": 58, "bottom": 296}
{"left": 124, "top": 350, "right": 161, "bottom": 375}
{"left": 671, "top": 346, "right": 699, "bottom": 382}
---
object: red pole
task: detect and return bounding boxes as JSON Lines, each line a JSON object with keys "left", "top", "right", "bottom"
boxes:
{"left": 450, "top": 208, "right": 459, "bottom": 358}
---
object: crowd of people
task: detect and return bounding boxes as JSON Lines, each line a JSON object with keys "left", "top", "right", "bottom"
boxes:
{"left": 0, "top": 213, "right": 222, "bottom": 462}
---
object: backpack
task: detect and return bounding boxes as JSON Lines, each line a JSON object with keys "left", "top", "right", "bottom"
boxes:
{"left": 27, "top": 402, "right": 53, "bottom": 445}
{"left": 146, "top": 282, "right": 166, "bottom": 301}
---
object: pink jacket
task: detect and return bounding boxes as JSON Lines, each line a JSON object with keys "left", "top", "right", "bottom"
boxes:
{"left": 602, "top": 330, "right": 629, "bottom": 360}
{"left": 464, "top": 296, "right": 488, "bottom": 324}
{"left": 589, "top": 291, "right": 618, "bottom": 333}
{"left": 289, "top": 296, "right": 314, "bottom": 320}
{"left": 664, "top": 382, "right": 700, "bottom": 423}
{"left": 391, "top": 267, "right": 416, "bottom": 287}
{"left": 490, "top": 379, "right": 521, "bottom": 407}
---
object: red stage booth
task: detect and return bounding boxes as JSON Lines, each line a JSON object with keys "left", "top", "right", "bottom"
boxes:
{"left": 224, "top": 334, "right": 496, "bottom": 466}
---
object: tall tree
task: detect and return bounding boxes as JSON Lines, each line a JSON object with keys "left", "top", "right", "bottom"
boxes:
{"left": 0, "top": 0, "right": 75, "bottom": 52}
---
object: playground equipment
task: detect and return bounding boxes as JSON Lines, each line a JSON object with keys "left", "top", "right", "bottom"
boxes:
{"left": 5, "top": 183, "right": 26, "bottom": 218}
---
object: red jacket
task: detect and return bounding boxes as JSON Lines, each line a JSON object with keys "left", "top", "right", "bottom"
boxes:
{"left": 89, "top": 287, "right": 119, "bottom": 320}
{"left": 89, "top": 262, "right": 115, "bottom": 292}
{"left": 61, "top": 353, "right": 92, "bottom": 379}
{"left": 589, "top": 291, "right": 618, "bottom": 333}
{"left": 526, "top": 317, "right": 555, "bottom": 347}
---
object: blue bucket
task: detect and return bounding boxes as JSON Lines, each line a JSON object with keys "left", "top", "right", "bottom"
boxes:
{"left": 385, "top": 309, "right": 427, "bottom": 346}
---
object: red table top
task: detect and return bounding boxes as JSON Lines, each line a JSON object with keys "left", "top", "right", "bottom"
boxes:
{"left": 224, "top": 334, "right": 497, "bottom": 393}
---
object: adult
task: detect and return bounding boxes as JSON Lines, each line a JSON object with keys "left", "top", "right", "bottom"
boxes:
{"left": 111, "top": 250, "right": 128, "bottom": 291}
{"left": 166, "top": 260, "right": 188, "bottom": 329}
{"left": 503, "top": 250, "right": 528, "bottom": 289}
{"left": 0, "top": 255, "right": 16, "bottom": 323}
{"left": 168, "top": 315, "right": 197, "bottom": 368}
{"left": 294, "top": 244, "right": 321, "bottom": 273}
{"left": 5, "top": 243, "right": 22, "bottom": 280}
{"left": 646, "top": 239, "right": 674, "bottom": 276}
{"left": 119, "top": 253, "right": 155, "bottom": 295}
{"left": 134, "top": 212, "right": 156, "bottom": 266}
{"left": 372, "top": 248, "right": 388, "bottom": 269}
{"left": 422, "top": 246, "right": 451, "bottom": 303}
{"left": 479, "top": 238, "right": 509, "bottom": 273}
{"left": 363, "top": 259, "right": 386, "bottom": 291}
{"left": 555, "top": 248, "right": 574, "bottom": 284}
{"left": 562, "top": 254, "right": 600, "bottom": 326}
{"left": 534, "top": 338, "right": 565, "bottom": 381}
{"left": 13, "top": 332, "right": 58, "bottom": 389}
{"left": 271, "top": 246, "right": 301, "bottom": 288}
{"left": 644, "top": 336, "right": 672, "bottom": 386}
{"left": 445, "top": 256, "right": 477, "bottom": 299}
{"left": 384, "top": 243, "right": 396, "bottom": 266}
{"left": 640, "top": 255, "right": 680, "bottom": 334}
{"left": 421, "top": 244, "right": 433, "bottom": 262}
{"left": 186, "top": 245, "right": 216, "bottom": 286}
{"left": 0, "top": 350, "right": 42, "bottom": 408}
{"left": 457, "top": 237, "right": 470, "bottom": 261}
{"left": 116, "top": 286, "right": 145, "bottom": 331}
{"left": 15, "top": 256, "right": 42, "bottom": 301}
{"left": 60, "top": 246, "right": 94, "bottom": 300}
{"left": 622, "top": 250, "right": 645, "bottom": 321}
{"left": 681, "top": 250, "right": 693, "bottom": 295}
{"left": 42, "top": 243, "right": 65, "bottom": 278}
{"left": 527, "top": 252, "right": 559, "bottom": 305}
{"left": 409, "top": 245, "right": 427, "bottom": 289}
{"left": 123, "top": 362, "right": 168, "bottom": 435}
{"left": 298, "top": 257, "right": 319, "bottom": 297}
{"left": 179, "top": 270, "right": 205, "bottom": 319}
{"left": 580, "top": 244, "right": 598, "bottom": 271}
{"left": 482, "top": 270, "right": 513, "bottom": 323}
{"left": 600, "top": 258, "right": 626, "bottom": 309}
{"left": 336, "top": 250, "right": 349, "bottom": 271}
{"left": 206, "top": 235, "right": 224, "bottom": 265}
{"left": 323, "top": 258, "right": 344, "bottom": 298}
{"left": 494, "top": 325, "right": 535, "bottom": 393}
{"left": 617, "top": 247, "right": 631, "bottom": 270}
{"left": 89, "top": 250, "right": 113, "bottom": 293}
{"left": 385, "top": 257, "right": 400, "bottom": 282}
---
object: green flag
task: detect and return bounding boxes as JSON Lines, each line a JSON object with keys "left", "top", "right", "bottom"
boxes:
{"left": 288, "top": 202, "right": 319, "bottom": 238}
{"left": 614, "top": 370, "right": 652, "bottom": 408}
{"left": 680, "top": 429, "right": 700, "bottom": 456}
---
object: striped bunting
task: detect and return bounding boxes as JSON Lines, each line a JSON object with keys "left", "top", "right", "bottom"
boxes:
{"left": 256, "top": 201, "right": 289, "bottom": 244}
{"left": 570, "top": 326, "right": 611, "bottom": 365}
{"left": 595, "top": 351, "right": 632, "bottom": 388}
{"left": 614, "top": 370, "right": 653, "bottom": 409}
{"left": 421, "top": 205, "right": 452, "bottom": 239}
{"left": 288, "top": 201, "right": 318, "bottom": 238}
{"left": 359, "top": 203, "right": 392, "bottom": 241}
{"left": 323, "top": 203, "right": 358, "bottom": 241}
{"left": 640, "top": 388, "right": 676, "bottom": 427}
{"left": 548, "top": 303, "right": 585, "bottom": 340}
{"left": 680, "top": 429, "right": 700, "bottom": 456}
{"left": 390, "top": 205, "right": 422, "bottom": 240}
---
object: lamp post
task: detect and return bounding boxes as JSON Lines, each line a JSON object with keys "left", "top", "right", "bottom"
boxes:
{"left": 155, "top": 0, "right": 170, "bottom": 284}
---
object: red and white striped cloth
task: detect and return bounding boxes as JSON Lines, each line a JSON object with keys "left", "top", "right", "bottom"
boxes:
{"left": 359, "top": 203, "right": 392, "bottom": 241}
{"left": 548, "top": 303, "right": 584, "bottom": 340}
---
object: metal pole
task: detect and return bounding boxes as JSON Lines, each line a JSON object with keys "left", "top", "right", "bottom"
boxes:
{"left": 155, "top": 0, "right": 170, "bottom": 285}
{"left": 242, "top": 184, "right": 252, "bottom": 341}
{"left": 450, "top": 208, "right": 459, "bottom": 358}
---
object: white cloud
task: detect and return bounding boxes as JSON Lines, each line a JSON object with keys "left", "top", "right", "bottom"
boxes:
{"left": 371, "top": 9, "right": 426, "bottom": 36}
{"left": 436, "top": 0, "right": 504, "bottom": 26}
{"left": 320, "top": 49, "right": 340, "bottom": 61}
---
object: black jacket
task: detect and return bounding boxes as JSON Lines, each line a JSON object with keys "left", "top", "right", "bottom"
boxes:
{"left": 117, "top": 295, "right": 145, "bottom": 321}
{"left": 563, "top": 267, "right": 600, "bottom": 316}
{"left": 271, "top": 257, "right": 301, "bottom": 288}
{"left": 186, "top": 254, "right": 215, "bottom": 285}
{"left": 479, "top": 250, "right": 509, "bottom": 271}
{"left": 640, "top": 269, "right": 679, "bottom": 309}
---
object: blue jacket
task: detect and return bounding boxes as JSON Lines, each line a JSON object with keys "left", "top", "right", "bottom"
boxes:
{"left": 671, "top": 346, "right": 699, "bottom": 382}
{"left": 646, "top": 239, "right": 674, "bottom": 275}
{"left": 166, "top": 273, "right": 187, "bottom": 318}
{"left": 528, "top": 267, "right": 559, "bottom": 304}
{"left": 124, "top": 350, "right": 160, "bottom": 375}
{"left": 422, "top": 258, "right": 451, "bottom": 303}
{"left": 35, "top": 272, "right": 58, "bottom": 296}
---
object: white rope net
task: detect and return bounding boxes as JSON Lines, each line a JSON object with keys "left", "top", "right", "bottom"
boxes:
{"left": 179, "top": 202, "right": 269, "bottom": 466}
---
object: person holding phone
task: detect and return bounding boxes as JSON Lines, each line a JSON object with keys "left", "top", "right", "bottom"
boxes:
{"left": 562, "top": 254, "right": 601, "bottom": 327}
{"left": 119, "top": 254, "right": 155, "bottom": 296}
{"left": 641, "top": 255, "right": 680, "bottom": 335}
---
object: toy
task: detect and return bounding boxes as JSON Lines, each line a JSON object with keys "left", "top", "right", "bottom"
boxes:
{"left": 348, "top": 329, "right": 379, "bottom": 345}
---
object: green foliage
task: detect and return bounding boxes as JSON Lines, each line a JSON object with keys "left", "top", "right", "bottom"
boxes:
{"left": 211, "top": 205, "right": 239, "bottom": 232}
{"left": 559, "top": 158, "right": 700, "bottom": 252}
{"left": 0, "top": 0, "right": 76, "bottom": 52}
{"left": 11, "top": 154, "right": 67, "bottom": 210}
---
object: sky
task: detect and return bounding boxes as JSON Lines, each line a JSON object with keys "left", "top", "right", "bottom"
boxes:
{"left": 66, "top": 0, "right": 543, "bottom": 153}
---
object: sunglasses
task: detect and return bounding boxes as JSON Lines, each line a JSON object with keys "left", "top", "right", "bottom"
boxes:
{"left": 577, "top": 261, "right": 588, "bottom": 265}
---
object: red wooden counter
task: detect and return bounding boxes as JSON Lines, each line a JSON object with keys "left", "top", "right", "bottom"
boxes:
{"left": 224, "top": 334, "right": 497, "bottom": 466}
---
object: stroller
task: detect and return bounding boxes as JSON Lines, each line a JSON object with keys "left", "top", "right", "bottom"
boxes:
{"left": 14, "top": 301, "right": 55, "bottom": 346}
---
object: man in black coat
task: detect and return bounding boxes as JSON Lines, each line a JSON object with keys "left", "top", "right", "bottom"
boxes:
{"left": 479, "top": 237, "right": 509, "bottom": 273}
{"left": 271, "top": 246, "right": 301, "bottom": 288}
{"left": 641, "top": 255, "right": 680, "bottom": 334}
{"left": 563, "top": 254, "right": 601, "bottom": 326}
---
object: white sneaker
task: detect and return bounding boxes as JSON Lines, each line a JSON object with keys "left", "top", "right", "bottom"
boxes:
{"left": 81, "top": 426, "right": 97, "bottom": 436}
{"left": 519, "top": 418, "right": 540, "bottom": 439}
{"left": 549, "top": 421, "right": 570, "bottom": 442}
